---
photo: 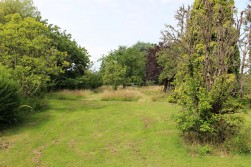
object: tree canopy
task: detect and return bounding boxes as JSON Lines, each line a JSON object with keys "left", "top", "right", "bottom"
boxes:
{"left": 0, "top": 0, "right": 40, "bottom": 22}
{"left": 47, "top": 25, "right": 90, "bottom": 89}
{"left": 0, "top": 0, "right": 93, "bottom": 98}
{"left": 0, "top": 14, "right": 68, "bottom": 96}
{"left": 100, "top": 42, "right": 153, "bottom": 89}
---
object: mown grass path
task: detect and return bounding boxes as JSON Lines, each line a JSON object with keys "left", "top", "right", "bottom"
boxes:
{"left": 1, "top": 92, "right": 251, "bottom": 166}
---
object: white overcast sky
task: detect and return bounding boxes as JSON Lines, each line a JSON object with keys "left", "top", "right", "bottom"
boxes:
{"left": 33, "top": 0, "right": 248, "bottom": 69}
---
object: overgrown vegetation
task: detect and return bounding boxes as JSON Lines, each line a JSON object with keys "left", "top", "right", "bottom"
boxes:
{"left": 1, "top": 0, "right": 251, "bottom": 163}
{"left": 47, "top": 89, "right": 92, "bottom": 100}
{"left": 100, "top": 89, "right": 141, "bottom": 101}
{"left": 155, "top": 0, "right": 251, "bottom": 153}
{"left": 0, "top": 65, "right": 21, "bottom": 126}
{"left": 0, "top": 0, "right": 93, "bottom": 127}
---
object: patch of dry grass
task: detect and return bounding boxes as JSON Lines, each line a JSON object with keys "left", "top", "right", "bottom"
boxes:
{"left": 0, "top": 138, "right": 11, "bottom": 150}
{"left": 49, "top": 89, "right": 93, "bottom": 100}
{"left": 138, "top": 86, "right": 163, "bottom": 95}
{"left": 47, "top": 86, "right": 169, "bottom": 102}
{"left": 97, "top": 86, "right": 169, "bottom": 102}
{"left": 151, "top": 93, "right": 169, "bottom": 102}
{"left": 100, "top": 89, "right": 141, "bottom": 101}
{"left": 93, "top": 86, "right": 115, "bottom": 93}
{"left": 138, "top": 86, "right": 169, "bottom": 102}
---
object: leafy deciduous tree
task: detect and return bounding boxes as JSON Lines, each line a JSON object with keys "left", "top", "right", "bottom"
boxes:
{"left": 102, "top": 60, "right": 126, "bottom": 90}
{"left": 146, "top": 44, "right": 163, "bottom": 85}
{"left": 0, "top": 14, "right": 67, "bottom": 96}
{"left": 47, "top": 25, "right": 90, "bottom": 89}
{"left": 100, "top": 42, "right": 153, "bottom": 88}
{"left": 0, "top": 0, "right": 40, "bottom": 23}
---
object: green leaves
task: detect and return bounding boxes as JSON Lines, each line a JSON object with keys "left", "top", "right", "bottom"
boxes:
{"left": 174, "top": 0, "right": 244, "bottom": 144}
{"left": 102, "top": 60, "right": 126, "bottom": 90}
{"left": 0, "top": 14, "right": 67, "bottom": 96}
{"left": 0, "top": 64, "right": 21, "bottom": 125}
{"left": 47, "top": 25, "right": 90, "bottom": 89}
{"left": 0, "top": 0, "right": 40, "bottom": 23}
{"left": 100, "top": 42, "right": 153, "bottom": 88}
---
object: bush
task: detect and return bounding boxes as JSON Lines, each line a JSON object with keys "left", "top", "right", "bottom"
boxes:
{"left": 176, "top": 109, "right": 250, "bottom": 154}
{"left": 175, "top": 110, "right": 244, "bottom": 144}
{"left": 0, "top": 65, "right": 21, "bottom": 125}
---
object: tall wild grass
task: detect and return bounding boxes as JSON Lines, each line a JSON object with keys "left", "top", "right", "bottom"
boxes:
{"left": 48, "top": 90, "right": 92, "bottom": 100}
{"left": 100, "top": 89, "right": 141, "bottom": 101}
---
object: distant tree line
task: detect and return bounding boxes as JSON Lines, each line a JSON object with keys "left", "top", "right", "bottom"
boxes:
{"left": 99, "top": 42, "right": 154, "bottom": 90}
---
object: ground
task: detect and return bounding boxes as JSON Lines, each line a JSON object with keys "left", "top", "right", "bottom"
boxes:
{"left": 0, "top": 87, "right": 251, "bottom": 167}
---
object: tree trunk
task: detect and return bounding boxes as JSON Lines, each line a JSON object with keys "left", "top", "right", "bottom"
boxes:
{"left": 163, "top": 78, "right": 168, "bottom": 93}
{"left": 113, "top": 84, "right": 118, "bottom": 91}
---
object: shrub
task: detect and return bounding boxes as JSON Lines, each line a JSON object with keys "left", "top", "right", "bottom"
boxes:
{"left": 176, "top": 111, "right": 250, "bottom": 154}
{"left": 176, "top": 110, "right": 244, "bottom": 144}
{"left": 0, "top": 65, "right": 21, "bottom": 125}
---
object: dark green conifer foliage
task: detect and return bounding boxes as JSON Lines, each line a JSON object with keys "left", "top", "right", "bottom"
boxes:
{"left": 175, "top": 0, "right": 243, "bottom": 143}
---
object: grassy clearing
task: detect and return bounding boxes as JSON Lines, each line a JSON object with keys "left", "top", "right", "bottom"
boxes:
{"left": 0, "top": 87, "right": 251, "bottom": 166}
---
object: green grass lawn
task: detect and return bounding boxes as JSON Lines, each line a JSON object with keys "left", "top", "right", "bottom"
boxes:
{"left": 1, "top": 88, "right": 251, "bottom": 167}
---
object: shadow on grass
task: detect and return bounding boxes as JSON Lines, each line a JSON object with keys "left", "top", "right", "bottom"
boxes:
{"left": 0, "top": 100, "right": 52, "bottom": 137}
{"left": 0, "top": 98, "right": 107, "bottom": 137}
{"left": 47, "top": 99, "right": 106, "bottom": 113}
